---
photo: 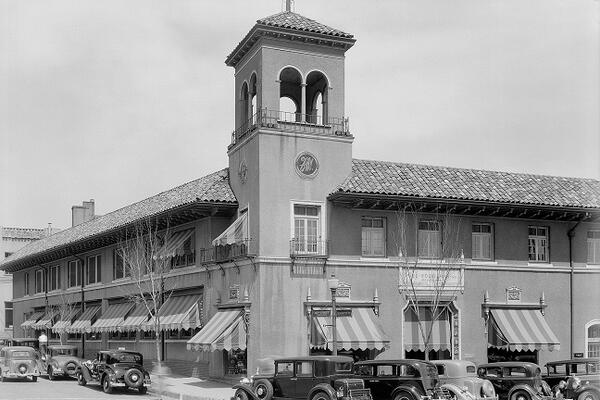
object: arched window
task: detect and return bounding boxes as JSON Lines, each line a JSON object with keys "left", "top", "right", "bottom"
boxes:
{"left": 249, "top": 73, "right": 257, "bottom": 124}
{"left": 306, "top": 71, "right": 328, "bottom": 124}
{"left": 279, "top": 67, "right": 302, "bottom": 122}
{"left": 586, "top": 321, "right": 600, "bottom": 357}
{"left": 240, "top": 81, "right": 249, "bottom": 124}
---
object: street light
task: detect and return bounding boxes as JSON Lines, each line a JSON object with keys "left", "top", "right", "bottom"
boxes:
{"left": 327, "top": 274, "right": 339, "bottom": 356}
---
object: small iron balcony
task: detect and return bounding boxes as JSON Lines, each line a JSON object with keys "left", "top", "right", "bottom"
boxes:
{"left": 198, "top": 240, "right": 252, "bottom": 264}
{"left": 289, "top": 238, "right": 329, "bottom": 258}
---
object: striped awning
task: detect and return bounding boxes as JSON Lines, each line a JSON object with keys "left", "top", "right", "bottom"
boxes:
{"left": 187, "top": 310, "right": 246, "bottom": 352}
{"left": 144, "top": 295, "right": 201, "bottom": 331}
{"left": 212, "top": 212, "right": 248, "bottom": 246}
{"left": 119, "top": 303, "right": 151, "bottom": 332}
{"left": 52, "top": 309, "right": 80, "bottom": 333}
{"left": 90, "top": 303, "right": 135, "bottom": 333}
{"left": 489, "top": 309, "right": 560, "bottom": 351}
{"left": 154, "top": 229, "right": 194, "bottom": 259}
{"left": 67, "top": 306, "right": 101, "bottom": 334}
{"left": 21, "top": 311, "right": 45, "bottom": 330}
{"left": 312, "top": 308, "right": 389, "bottom": 351}
{"left": 30, "top": 310, "right": 57, "bottom": 330}
{"left": 403, "top": 307, "right": 451, "bottom": 351}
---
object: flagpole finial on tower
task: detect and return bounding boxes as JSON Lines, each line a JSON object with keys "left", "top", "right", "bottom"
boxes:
{"left": 285, "top": 0, "right": 293, "bottom": 12}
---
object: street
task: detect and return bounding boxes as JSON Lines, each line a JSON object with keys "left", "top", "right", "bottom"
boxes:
{"left": 0, "top": 376, "right": 158, "bottom": 400}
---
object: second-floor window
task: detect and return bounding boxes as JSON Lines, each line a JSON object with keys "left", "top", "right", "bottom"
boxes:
{"left": 362, "top": 217, "right": 386, "bottom": 257}
{"left": 35, "top": 269, "right": 45, "bottom": 294}
{"left": 418, "top": 220, "right": 442, "bottom": 258}
{"left": 49, "top": 265, "right": 60, "bottom": 291}
{"left": 24, "top": 272, "right": 30, "bottom": 295}
{"left": 472, "top": 223, "right": 493, "bottom": 260}
{"left": 293, "top": 205, "right": 321, "bottom": 254}
{"left": 113, "top": 249, "right": 131, "bottom": 280}
{"left": 528, "top": 226, "right": 549, "bottom": 262}
{"left": 86, "top": 255, "right": 101, "bottom": 285}
{"left": 68, "top": 260, "right": 82, "bottom": 287}
{"left": 4, "top": 301, "right": 13, "bottom": 328}
{"left": 588, "top": 231, "right": 600, "bottom": 265}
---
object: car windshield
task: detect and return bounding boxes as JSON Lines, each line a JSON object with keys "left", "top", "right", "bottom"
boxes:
{"left": 51, "top": 348, "right": 77, "bottom": 357}
{"left": 9, "top": 350, "right": 33, "bottom": 358}
{"left": 336, "top": 362, "right": 353, "bottom": 372}
{"left": 108, "top": 352, "right": 142, "bottom": 364}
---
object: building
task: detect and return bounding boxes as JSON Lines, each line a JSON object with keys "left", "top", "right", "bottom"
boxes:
{"left": 1, "top": 5, "right": 599, "bottom": 378}
{"left": 0, "top": 225, "right": 59, "bottom": 340}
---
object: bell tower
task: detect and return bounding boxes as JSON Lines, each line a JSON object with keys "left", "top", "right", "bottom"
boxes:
{"left": 225, "top": 5, "right": 356, "bottom": 257}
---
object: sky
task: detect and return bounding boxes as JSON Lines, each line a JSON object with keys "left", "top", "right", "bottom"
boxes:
{"left": 1, "top": 0, "right": 598, "bottom": 230}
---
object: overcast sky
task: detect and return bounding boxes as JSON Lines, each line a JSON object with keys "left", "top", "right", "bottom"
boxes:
{"left": 1, "top": 0, "right": 598, "bottom": 230}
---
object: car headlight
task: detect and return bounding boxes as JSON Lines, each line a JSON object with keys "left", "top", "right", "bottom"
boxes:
{"left": 481, "top": 380, "right": 495, "bottom": 397}
{"left": 240, "top": 377, "right": 252, "bottom": 384}
{"left": 336, "top": 386, "right": 345, "bottom": 398}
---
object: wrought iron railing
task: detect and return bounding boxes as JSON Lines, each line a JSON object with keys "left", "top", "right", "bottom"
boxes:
{"left": 198, "top": 240, "right": 252, "bottom": 264}
{"left": 289, "top": 238, "right": 329, "bottom": 258}
{"left": 231, "top": 108, "right": 350, "bottom": 146}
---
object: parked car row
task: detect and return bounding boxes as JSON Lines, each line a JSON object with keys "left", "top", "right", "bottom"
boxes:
{"left": 0, "top": 344, "right": 151, "bottom": 394}
{"left": 232, "top": 357, "right": 600, "bottom": 400}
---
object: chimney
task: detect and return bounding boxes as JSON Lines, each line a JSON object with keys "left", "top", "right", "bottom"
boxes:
{"left": 72, "top": 199, "right": 95, "bottom": 227}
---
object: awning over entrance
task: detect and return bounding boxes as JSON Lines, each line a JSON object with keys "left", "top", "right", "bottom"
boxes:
{"left": 67, "top": 306, "right": 101, "bottom": 334}
{"left": 21, "top": 311, "right": 45, "bottom": 330}
{"left": 144, "top": 295, "right": 201, "bottom": 331}
{"left": 119, "top": 303, "right": 150, "bottom": 332}
{"left": 312, "top": 308, "right": 389, "bottom": 350}
{"left": 187, "top": 310, "right": 246, "bottom": 352}
{"left": 30, "top": 310, "right": 56, "bottom": 330}
{"left": 212, "top": 212, "right": 248, "bottom": 246}
{"left": 489, "top": 309, "right": 560, "bottom": 351}
{"left": 154, "top": 229, "right": 195, "bottom": 259}
{"left": 90, "top": 303, "right": 135, "bottom": 333}
{"left": 51, "top": 309, "right": 80, "bottom": 333}
{"left": 403, "top": 308, "right": 451, "bottom": 351}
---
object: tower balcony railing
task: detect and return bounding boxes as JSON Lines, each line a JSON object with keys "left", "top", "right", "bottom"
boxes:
{"left": 231, "top": 108, "right": 351, "bottom": 146}
{"left": 198, "top": 239, "right": 253, "bottom": 264}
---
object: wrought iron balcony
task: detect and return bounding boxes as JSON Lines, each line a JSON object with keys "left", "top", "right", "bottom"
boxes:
{"left": 231, "top": 108, "right": 351, "bottom": 147}
{"left": 289, "top": 239, "right": 329, "bottom": 258}
{"left": 198, "top": 240, "right": 252, "bottom": 264}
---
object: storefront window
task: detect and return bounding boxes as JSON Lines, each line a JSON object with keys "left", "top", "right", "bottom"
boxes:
{"left": 225, "top": 349, "right": 247, "bottom": 375}
{"left": 587, "top": 323, "right": 600, "bottom": 357}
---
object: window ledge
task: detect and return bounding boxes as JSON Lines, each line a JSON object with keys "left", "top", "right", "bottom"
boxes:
{"left": 85, "top": 283, "right": 103, "bottom": 288}
{"left": 112, "top": 277, "right": 130, "bottom": 283}
{"left": 359, "top": 256, "right": 389, "bottom": 261}
{"left": 527, "top": 262, "right": 553, "bottom": 267}
{"left": 471, "top": 260, "right": 497, "bottom": 265}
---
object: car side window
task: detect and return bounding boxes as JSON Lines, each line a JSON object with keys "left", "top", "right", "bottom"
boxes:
{"left": 588, "top": 362, "right": 599, "bottom": 374}
{"left": 485, "top": 367, "right": 502, "bottom": 377}
{"left": 506, "top": 367, "right": 526, "bottom": 377}
{"left": 436, "top": 365, "right": 445, "bottom": 376}
{"left": 399, "top": 365, "right": 418, "bottom": 377}
{"left": 377, "top": 365, "right": 394, "bottom": 377}
{"left": 466, "top": 365, "right": 476, "bottom": 374}
{"left": 355, "top": 365, "right": 373, "bottom": 376}
{"left": 296, "top": 361, "right": 313, "bottom": 377}
{"left": 549, "top": 364, "right": 566, "bottom": 375}
{"left": 276, "top": 362, "right": 294, "bottom": 376}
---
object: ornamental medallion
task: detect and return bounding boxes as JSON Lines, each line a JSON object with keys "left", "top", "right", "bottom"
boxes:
{"left": 295, "top": 152, "right": 319, "bottom": 178}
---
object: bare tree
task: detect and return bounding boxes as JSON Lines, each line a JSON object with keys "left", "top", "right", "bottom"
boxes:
{"left": 393, "top": 205, "right": 464, "bottom": 360}
{"left": 117, "top": 218, "right": 175, "bottom": 379}
{"left": 54, "top": 292, "right": 79, "bottom": 345}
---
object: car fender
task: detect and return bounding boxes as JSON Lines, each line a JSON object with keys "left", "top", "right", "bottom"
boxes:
{"left": 77, "top": 364, "right": 93, "bottom": 382}
{"left": 308, "top": 383, "right": 336, "bottom": 400}
{"left": 440, "top": 383, "right": 472, "bottom": 400}
{"left": 576, "top": 385, "right": 600, "bottom": 400}
{"left": 232, "top": 384, "right": 260, "bottom": 400}
{"left": 507, "top": 384, "right": 543, "bottom": 400}
{"left": 391, "top": 385, "right": 425, "bottom": 400}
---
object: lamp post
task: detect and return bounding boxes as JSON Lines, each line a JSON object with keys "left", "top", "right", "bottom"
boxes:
{"left": 327, "top": 274, "right": 339, "bottom": 356}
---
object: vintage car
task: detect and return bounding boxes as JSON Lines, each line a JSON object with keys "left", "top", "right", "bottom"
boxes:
{"left": 0, "top": 346, "right": 41, "bottom": 382}
{"left": 477, "top": 362, "right": 552, "bottom": 400}
{"left": 432, "top": 360, "right": 497, "bottom": 400}
{"left": 544, "top": 358, "right": 600, "bottom": 400}
{"left": 40, "top": 345, "right": 83, "bottom": 380}
{"left": 353, "top": 359, "right": 451, "bottom": 400}
{"left": 75, "top": 350, "right": 151, "bottom": 394}
{"left": 232, "top": 356, "right": 372, "bottom": 400}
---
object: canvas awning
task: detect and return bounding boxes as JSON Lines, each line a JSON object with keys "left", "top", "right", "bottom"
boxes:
{"left": 312, "top": 307, "right": 389, "bottom": 350}
{"left": 154, "top": 229, "right": 194, "bottom": 259}
{"left": 30, "top": 310, "right": 56, "bottom": 330}
{"left": 67, "top": 306, "right": 101, "bottom": 334}
{"left": 403, "top": 307, "right": 451, "bottom": 351}
{"left": 119, "top": 303, "right": 151, "bottom": 332}
{"left": 89, "top": 303, "right": 135, "bottom": 333}
{"left": 489, "top": 309, "right": 560, "bottom": 351}
{"left": 21, "top": 311, "right": 45, "bottom": 330}
{"left": 212, "top": 213, "right": 248, "bottom": 246}
{"left": 52, "top": 309, "right": 80, "bottom": 333}
{"left": 144, "top": 295, "right": 201, "bottom": 331}
{"left": 187, "top": 310, "right": 246, "bottom": 352}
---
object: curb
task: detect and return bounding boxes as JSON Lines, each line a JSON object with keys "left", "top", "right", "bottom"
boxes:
{"left": 148, "top": 387, "right": 229, "bottom": 400}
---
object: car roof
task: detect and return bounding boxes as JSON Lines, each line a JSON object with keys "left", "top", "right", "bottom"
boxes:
{"left": 274, "top": 355, "right": 353, "bottom": 363}
{"left": 99, "top": 350, "right": 141, "bottom": 355}
{"left": 356, "top": 359, "right": 434, "bottom": 367}
{"left": 545, "top": 358, "right": 600, "bottom": 365}
{"left": 479, "top": 362, "right": 541, "bottom": 369}
{"left": 4, "top": 346, "right": 36, "bottom": 351}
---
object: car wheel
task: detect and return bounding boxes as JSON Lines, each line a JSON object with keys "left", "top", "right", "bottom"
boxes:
{"left": 31, "top": 376, "right": 37, "bottom": 382}
{"left": 578, "top": 390, "right": 599, "bottom": 400}
{"left": 311, "top": 391, "right": 331, "bottom": 400}
{"left": 102, "top": 376, "right": 113, "bottom": 394}
{"left": 47, "top": 367, "right": 54, "bottom": 381}
{"left": 124, "top": 368, "right": 143, "bottom": 388}
{"left": 77, "top": 371, "right": 86, "bottom": 386}
{"left": 235, "top": 389, "right": 250, "bottom": 400}
{"left": 253, "top": 379, "right": 274, "bottom": 400}
{"left": 394, "top": 391, "right": 417, "bottom": 400}
{"left": 510, "top": 390, "right": 531, "bottom": 400}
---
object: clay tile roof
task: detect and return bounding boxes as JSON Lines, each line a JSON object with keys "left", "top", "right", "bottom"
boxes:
{"left": 257, "top": 11, "right": 353, "bottom": 38}
{"left": 0, "top": 168, "right": 236, "bottom": 270}
{"left": 333, "top": 159, "right": 600, "bottom": 209}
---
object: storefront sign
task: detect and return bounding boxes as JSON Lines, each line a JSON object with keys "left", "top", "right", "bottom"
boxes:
{"left": 335, "top": 282, "right": 351, "bottom": 298}
{"left": 398, "top": 267, "right": 463, "bottom": 292}
{"left": 295, "top": 152, "right": 319, "bottom": 178}
{"left": 506, "top": 286, "right": 522, "bottom": 303}
{"left": 573, "top": 353, "right": 584, "bottom": 358}
{"left": 312, "top": 309, "right": 352, "bottom": 317}
{"left": 229, "top": 285, "right": 240, "bottom": 300}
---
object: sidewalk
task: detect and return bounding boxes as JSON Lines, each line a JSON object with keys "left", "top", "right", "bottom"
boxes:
{"left": 148, "top": 371, "right": 237, "bottom": 400}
